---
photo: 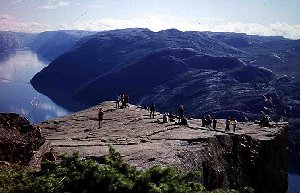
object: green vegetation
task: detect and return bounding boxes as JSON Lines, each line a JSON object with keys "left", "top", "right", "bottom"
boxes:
{"left": 0, "top": 145, "right": 252, "bottom": 193}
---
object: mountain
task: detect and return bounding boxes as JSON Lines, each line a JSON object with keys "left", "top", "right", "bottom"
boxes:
{"left": 0, "top": 31, "right": 37, "bottom": 57}
{"left": 0, "top": 31, "right": 21, "bottom": 55}
{"left": 30, "top": 28, "right": 300, "bottom": 121}
{"left": 29, "top": 30, "right": 96, "bottom": 61}
{"left": 208, "top": 32, "right": 300, "bottom": 78}
{"left": 31, "top": 28, "right": 242, "bottom": 95}
{"left": 13, "top": 32, "right": 37, "bottom": 47}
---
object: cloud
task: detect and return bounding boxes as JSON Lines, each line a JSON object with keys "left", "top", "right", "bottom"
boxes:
{"left": 75, "top": 15, "right": 201, "bottom": 32}
{"left": 11, "top": 0, "right": 34, "bottom": 4}
{"left": 0, "top": 14, "right": 13, "bottom": 20}
{"left": 0, "top": 14, "right": 51, "bottom": 32}
{"left": 270, "top": 22, "right": 300, "bottom": 39}
{"left": 87, "top": 4, "right": 103, "bottom": 9}
{"left": 212, "top": 21, "right": 300, "bottom": 39}
{"left": 39, "top": 0, "right": 70, "bottom": 9}
{"left": 1, "top": 14, "right": 300, "bottom": 39}
{"left": 11, "top": 0, "right": 24, "bottom": 4}
{"left": 63, "top": 15, "right": 300, "bottom": 39}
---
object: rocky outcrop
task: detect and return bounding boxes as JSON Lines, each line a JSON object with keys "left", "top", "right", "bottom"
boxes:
{"left": 0, "top": 113, "right": 45, "bottom": 164}
{"left": 186, "top": 127, "right": 288, "bottom": 192}
{"left": 37, "top": 101, "right": 288, "bottom": 193}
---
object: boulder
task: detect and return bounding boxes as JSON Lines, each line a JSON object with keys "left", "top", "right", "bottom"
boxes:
{"left": 0, "top": 113, "right": 45, "bottom": 165}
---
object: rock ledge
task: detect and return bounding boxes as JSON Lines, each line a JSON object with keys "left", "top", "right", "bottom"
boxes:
{"left": 37, "top": 101, "right": 287, "bottom": 193}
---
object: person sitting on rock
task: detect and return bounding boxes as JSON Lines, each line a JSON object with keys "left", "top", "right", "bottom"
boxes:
{"left": 98, "top": 108, "right": 104, "bottom": 128}
{"left": 181, "top": 116, "right": 188, "bottom": 125}
{"left": 175, "top": 116, "right": 188, "bottom": 125}
{"left": 178, "top": 105, "right": 184, "bottom": 123}
{"left": 149, "top": 101, "right": 155, "bottom": 119}
{"left": 168, "top": 112, "right": 175, "bottom": 122}
{"left": 163, "top": 113, "right": 169, "bottom": 123}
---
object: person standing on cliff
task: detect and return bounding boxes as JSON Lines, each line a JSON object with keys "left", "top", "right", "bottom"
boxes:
{"left": 207, "top": 114, "right": 212, "bottom": 129}
{"left": 121, "top": 94, "right": 124, "bottom": 108}
{"left": 116, "top": 95, "right": 121, "bottom": 109}
{"left": 202, "top": 117, "right": 206, "bottom": 127}
{"left": 178, "top": 105, "right": 184, "bottom": 123}
{"left": 225, "top": 117, "right": 230, "bottom": 131}
{"left": 149, "top": 101, "right": 155, "bottom": 119}
{"left": 232, "top": 118, "right": 237, "bottom": 132}
{"left": 213, "top": 119, "right": 217, "bottom": 130}
{"left": 98, "top": 108, "right": 104, "bottom": 128}
{"left": 123, "top": 94, "right": 129, "bottom": 108}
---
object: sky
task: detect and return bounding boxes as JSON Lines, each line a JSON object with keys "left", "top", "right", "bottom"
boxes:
{"left": 0, "top": 0, "right": 300, "bottom": 39}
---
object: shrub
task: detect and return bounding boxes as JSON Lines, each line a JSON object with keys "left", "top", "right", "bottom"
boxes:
{"left": 0, "top": 145, "right": 249, "bottom": 193}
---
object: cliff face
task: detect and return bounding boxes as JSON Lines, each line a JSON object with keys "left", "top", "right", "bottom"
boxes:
{"left": 37, "top": 101, "right": 288, "bottom": 193}
{"left": 198, "top": 129, "right": 288, "bottom": 192}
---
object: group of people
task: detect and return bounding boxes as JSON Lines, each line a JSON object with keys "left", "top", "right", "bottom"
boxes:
{"left": 149, "top": 102, "right": 188, "bottom": 125}
{"left": 116, "top": 94, "right": 129, "bottom": 109}
{"left": 99, "top": 98, "right": 240, "bottom": 131}
{"left": 99, "top": 94, "right": 130, "bottom": 128}
{"left": 202, "top": 115, "right": 217, "bottom": 130}
{"left": 225, "top": 117, "right": 237, "bottom": 132}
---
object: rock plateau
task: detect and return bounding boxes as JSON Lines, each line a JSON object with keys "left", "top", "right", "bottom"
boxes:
{"left": 37, "top": 101, "right": 288, "bottom": 193}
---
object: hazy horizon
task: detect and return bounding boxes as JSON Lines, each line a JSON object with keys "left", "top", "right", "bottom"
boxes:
{"left": 1, "top": 0, "right": 300, "bottom": 39}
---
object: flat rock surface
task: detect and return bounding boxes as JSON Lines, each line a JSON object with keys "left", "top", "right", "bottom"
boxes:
{"left": 37, "top": 101, "right": 286, "bottom": 169}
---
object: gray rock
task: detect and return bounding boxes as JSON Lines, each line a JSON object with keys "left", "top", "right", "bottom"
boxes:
{"left": 37, "top": 101, "right": 288, "bottom": 193}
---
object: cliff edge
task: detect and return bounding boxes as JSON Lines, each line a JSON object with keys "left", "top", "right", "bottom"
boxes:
{"left": 36, "top": 101, "right": 288, "bottom": 193}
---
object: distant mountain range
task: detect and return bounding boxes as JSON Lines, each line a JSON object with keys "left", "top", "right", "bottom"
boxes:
{"left": 29, "top": 30, "right": 96, "bottom": 61}
{"left": 0, "top": 31, "right": 35, "bottom": 55}
{"left": 28, "top": 29, "right": 299, "bottom": 121}
{"left": 0, "top": 30, "right": 95, "bottom": 61}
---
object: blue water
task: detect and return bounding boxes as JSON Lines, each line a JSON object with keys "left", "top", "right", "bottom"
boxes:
{"left": 288, "top": 162, "right": 300, "bottom": 193}
{"left": 288, "top": 172, "right": 300, "bottom": 193}
{"left": 0, "top": 50, "right": 71, "bottom": 123}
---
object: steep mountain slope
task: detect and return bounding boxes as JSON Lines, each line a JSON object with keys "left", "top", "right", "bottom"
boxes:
{"left": 31, "top": 29, "right": 242, "bottom": 95}
{"left": 71, "top": 48, "right": 245, "bottom": 106}
{"left": 29, "top": 30, "right": 95, "bottom": 61}
{"left": 208, "top": 32, "right": 300, "bottom": 78}
{"left": 30, "top": 28, "right": 300, "bottom": 121}
{"left": 14, "top": 32, "right": 37, "bottom": 48}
